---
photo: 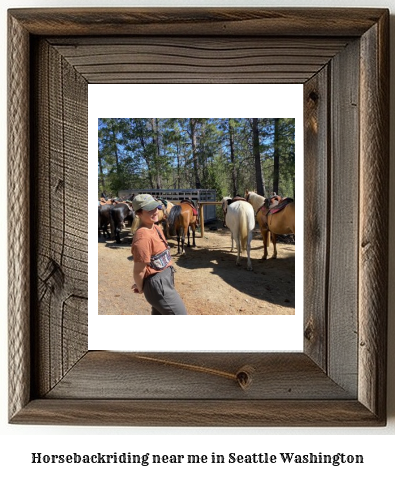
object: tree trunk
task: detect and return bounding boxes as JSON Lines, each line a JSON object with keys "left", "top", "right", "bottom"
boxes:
{"left": 190, "top": 119, "right": 201, "bottom": 189}
{"left": 110, "top": 129, "right": 119, "bottom": 171}
{"left": 252, "top": 118, "right": 265, "bottom": 196}
{"left": 98, "top": 155, "right": 106, "bottom": 192}
{"left": 228, "top": 119, "right": 237, "bottom": 197}
{"left": 176, "top": 142, "right": 181, "bottom": 189}
{"left": 150, "top": 118, "right": 162, "bottom": 189}
{"left": 139, "top": 135, "right": 154, "bottom": 189}
{"left": 273, "top": 118, "right": 280, "bottom": 195}
{"left": 110, "top": 128, "right": 120, "bottom": 195}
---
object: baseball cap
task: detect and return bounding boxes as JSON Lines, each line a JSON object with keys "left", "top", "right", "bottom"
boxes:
{"left": 132, "top": 194, "right": 162, "bottom": 211}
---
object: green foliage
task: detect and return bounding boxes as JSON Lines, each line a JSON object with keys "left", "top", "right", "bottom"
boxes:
{"left": 98, "top": 118, "right": 295, "bottom": 199}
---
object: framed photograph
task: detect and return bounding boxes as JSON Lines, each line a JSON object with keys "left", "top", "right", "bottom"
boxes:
{"left": 8, "top": 8, "right": 389, "bottom": 426}
{"left": 90, "top": 85, "right": 303, "bottom": 351}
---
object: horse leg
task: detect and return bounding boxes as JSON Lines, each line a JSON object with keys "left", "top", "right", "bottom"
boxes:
{"left": 258, "top": 216, "right": 268, "bottom": 260}
{"left": 180, "top": 226, "right": 186, "bottom": 255}
{"left": 176, "top": 229, "right": 181, "bottom": 255}
{"left": 100, "top": 223, "right": 108, "bottom": 239}
{"left": 186, "top": 225, "right": 190, "bottom": 247}
{"left": 192, "top": 224, "right": 196, "bottom": 247}
{"left": 110, "top": 216, "right": 115, "bottom": 240}
{"left": 271, "top": 232, "right": 277, "bottom": 259}
{"left": 230, "top": 232, "right": 234, "bottom": 252}
{"left": 115, "top": 226, "right": 121, "bottom": 244}
{"left": 235, "top": 235, "right": 241, "bottom": 266}
{"left": 262, "top": 228, "right": 269, "bottom": 260}
{"left": 247, "top": 230, "right": 253, "bottom": 271}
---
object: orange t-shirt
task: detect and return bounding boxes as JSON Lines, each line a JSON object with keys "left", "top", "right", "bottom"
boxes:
{"left": 131, "top": 225, "right": 172, "bottom": 277}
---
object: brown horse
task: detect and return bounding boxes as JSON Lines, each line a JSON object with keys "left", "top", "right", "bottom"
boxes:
{"left": 245, "top": 190, "right": 295, "bottom": 260}
{"left": 167, "top": 202, "right": 198, "bottom": 255}
{"left": 157, "top": 199, "right": 175, "bottom": 238}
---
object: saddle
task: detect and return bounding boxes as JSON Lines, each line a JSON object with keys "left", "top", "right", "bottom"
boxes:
{"left": 265, "top": 197, "right": 294, "bottom": 215}
{"left": 226, "top": 195, "right": 247, "bottom": 206}
{"left": 232, "top": 195, "right": 247, "bottom": 203}
{"left": 269, "top": 194, "right": 282, "bottom": 206}
{"left": 99, "top": 198, "right": 113, "bottom": 205}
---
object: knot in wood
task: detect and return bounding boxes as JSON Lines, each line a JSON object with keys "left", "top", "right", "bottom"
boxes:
{"left": 308, "top": 91, "right": 319, "bottom": 103}
{"left": 304, "top": 322, "right": 314, "bottom": 341}
{"left": 236, "top": 365, "right": 255, "bottom": 390}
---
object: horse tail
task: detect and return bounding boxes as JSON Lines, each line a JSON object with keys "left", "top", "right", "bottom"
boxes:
{"left": 239, "top": 207, "right": 248, "bottom": 251}
{"left": 163, "top": 202, "right": 174, "bottom": 223}
{"left": 168, "top": 205, "right": 182, "bottom": 236}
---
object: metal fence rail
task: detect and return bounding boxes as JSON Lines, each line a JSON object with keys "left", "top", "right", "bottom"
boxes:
{"left": 119, "top": 188, "right": 217, "bottom": 223}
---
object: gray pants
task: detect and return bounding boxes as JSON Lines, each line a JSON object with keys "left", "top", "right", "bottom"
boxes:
{"left": 143, "top": 266, "right": 188, "bottom": 315}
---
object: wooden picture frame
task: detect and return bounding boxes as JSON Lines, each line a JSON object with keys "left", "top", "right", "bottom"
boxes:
{"left": 8, "top": 8, "right": 389, "bottom": 426}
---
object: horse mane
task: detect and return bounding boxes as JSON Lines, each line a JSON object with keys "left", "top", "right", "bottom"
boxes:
{"left": 221, "top": 196, "right": 232, "bottom": 213}
{"left": 245, "top": 191, "right": 265, "bottom": 212}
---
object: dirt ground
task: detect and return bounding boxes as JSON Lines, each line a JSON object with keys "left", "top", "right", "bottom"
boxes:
{"left": 98, "top": 221, "right": 295, "bottom": 315}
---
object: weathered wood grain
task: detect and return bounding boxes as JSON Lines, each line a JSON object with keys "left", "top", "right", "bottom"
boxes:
{"left": 8, "top": 12, "right": 31, "bottom": 421}
{"left": 11, "top": 399, "right": 383, "bottom": 427}
{"left": 46, "top": 352, "right": 354, "bottom": 400}
{"left": 327, "top": 39, "right": 360, "bottom": 396}
{"left": 8, "top": 8, "right": 387, "bottom": 37}
{"left": 49, "top": 37, "right": 350, "bottom": 84}
{"left": 31, "top": 39, "right": 88, "bottom": 398}
{"left": 8, "top": 7, "right": 389, "bottom": 426}
{"left": 359, "top": 12, "right": 389, "bottom": 420}
{"left": 303, "top": 67, "right": 330, "bottom": 370}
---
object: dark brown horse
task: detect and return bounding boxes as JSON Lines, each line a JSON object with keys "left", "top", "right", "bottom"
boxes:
{"left": 110, "top": 202, "right": 135, "bottom": 243}
{"left": 167, "top": 202, "right": 198, "bottom": 255}
{"left": 98, "top": 204, "right": 112, "bottom": 239}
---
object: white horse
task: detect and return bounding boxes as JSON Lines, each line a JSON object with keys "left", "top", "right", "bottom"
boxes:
{"left": 244, "top": 190, "right": 265, "bottom": 212}
{"left": 222, "top": 198, "right": 255, "bottom": 271}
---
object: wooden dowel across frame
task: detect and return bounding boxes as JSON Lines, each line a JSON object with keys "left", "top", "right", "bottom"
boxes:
{"left": 8, "top": 7, "right": 389, "bottom": 426}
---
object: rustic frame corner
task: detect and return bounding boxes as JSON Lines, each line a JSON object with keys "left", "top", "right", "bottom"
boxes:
{"left": 8, "top": 7, "right": 389, "bottom": 426}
